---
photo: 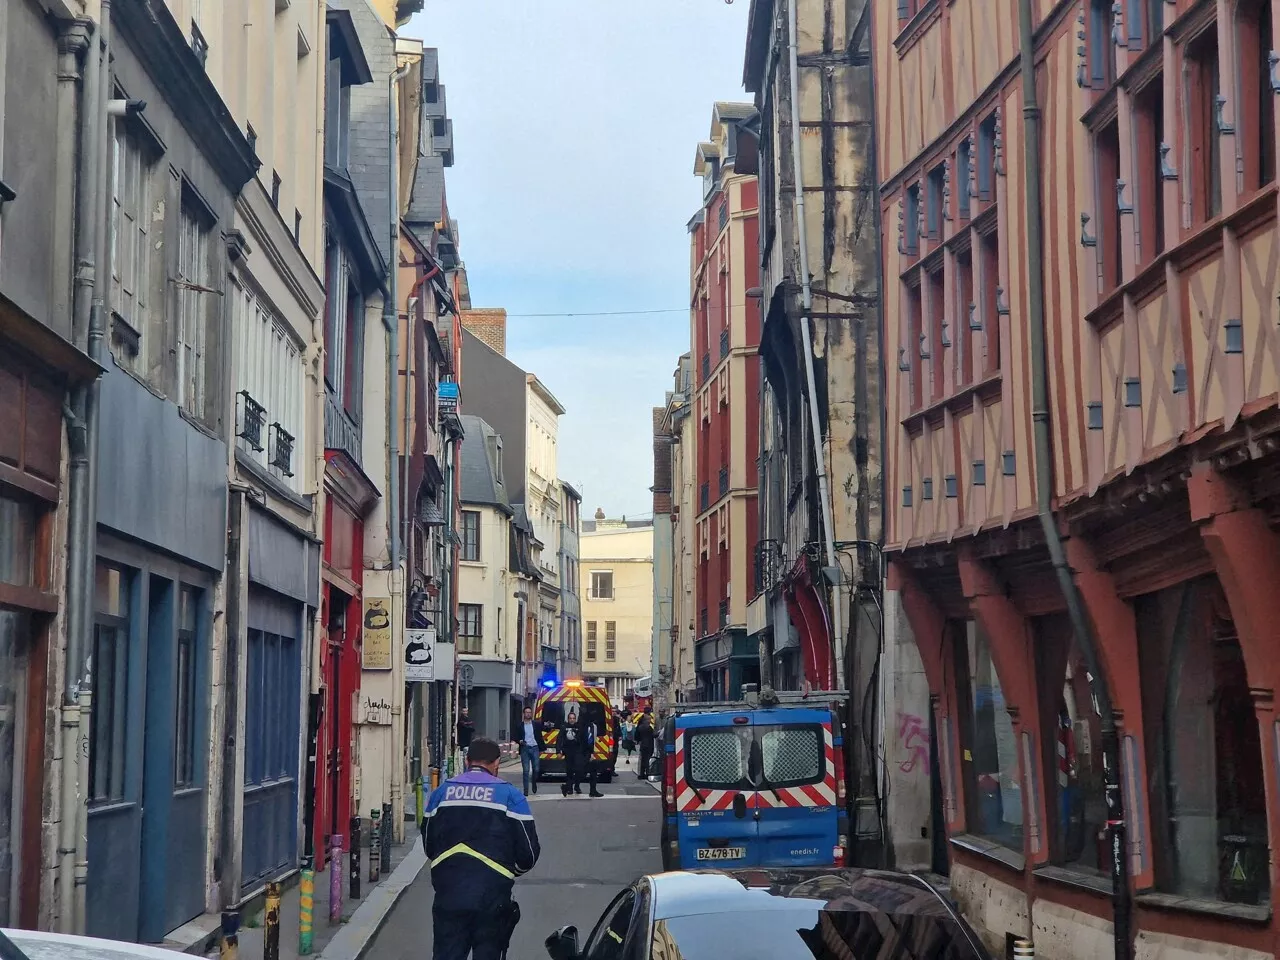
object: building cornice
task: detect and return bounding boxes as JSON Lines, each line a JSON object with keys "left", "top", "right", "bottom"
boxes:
{"left": 116, "top": 0, "right": 259, "bottom": 192}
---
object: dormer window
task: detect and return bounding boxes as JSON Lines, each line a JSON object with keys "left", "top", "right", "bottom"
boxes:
{"left": 702, "top": 157, "right": 720, "bottom": 199}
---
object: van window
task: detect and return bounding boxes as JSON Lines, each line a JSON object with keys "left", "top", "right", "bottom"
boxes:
{"left": 758, "top": 725, "right": 824, "bottom": 787}
{"left": 686, "top": 728, "right": 751, "bottom": 788}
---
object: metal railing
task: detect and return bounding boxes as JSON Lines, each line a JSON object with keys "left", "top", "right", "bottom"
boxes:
{"left": 701, "top": 352, "right": 710, "bottom": 381}
{"left": 719, "top": 328, "right": 729, "bottom": 359}
{"left": 718, "top": 466, "right": 729, "bottom": 497}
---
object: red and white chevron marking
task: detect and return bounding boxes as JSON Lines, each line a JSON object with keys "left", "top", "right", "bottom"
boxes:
{"left": 673, "top": 723, "right": 837, "bottom": 812}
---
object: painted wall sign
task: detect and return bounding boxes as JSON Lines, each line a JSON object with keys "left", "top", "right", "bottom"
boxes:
{"left": 359, "top": 695, "right": 393, "bottom": 725}
{"left": 362, "top": 597, "right": 393, "bottom": 669}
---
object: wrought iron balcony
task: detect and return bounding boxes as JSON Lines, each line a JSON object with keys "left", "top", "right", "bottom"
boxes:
{"left": 324, "top": 390, "right": 362, "bottom": 465}
{"left": 237, "top": 390, "right": 266, "bottom": 452}
{"left": 754, "top": 539, "right": 784, "bottom": 594}
{"left": 269, "top": 422, "right": 295, "bottom": 477}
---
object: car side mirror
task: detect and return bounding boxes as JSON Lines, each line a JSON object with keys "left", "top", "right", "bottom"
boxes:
{"left": 545, "top": 925, "right": 580, "bottom": 960}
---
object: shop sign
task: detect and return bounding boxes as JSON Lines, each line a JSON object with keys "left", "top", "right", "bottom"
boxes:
{"left": 406, "top": 628, "right": 455, "bottom": 682}
{"left": 362, "top": 597, "right": 393, "bottom": 669}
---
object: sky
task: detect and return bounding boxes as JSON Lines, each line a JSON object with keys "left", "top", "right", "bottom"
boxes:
{"left": 403, "top": 0, "right": 752, "bottom": 519}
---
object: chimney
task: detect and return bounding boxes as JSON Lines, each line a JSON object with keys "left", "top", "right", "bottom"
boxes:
{"left": 594, "top": 507, "right": 605, "bottom": 520}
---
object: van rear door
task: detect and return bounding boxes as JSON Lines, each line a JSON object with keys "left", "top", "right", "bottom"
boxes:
{"left": 673, "top": 713, "right": 759, "bottom": 867}
{"left": 751, "top": 707, "right": 839, "bottom": 866}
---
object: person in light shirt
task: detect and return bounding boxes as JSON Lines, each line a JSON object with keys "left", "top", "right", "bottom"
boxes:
{"left": 512, "top": 706, "right": 545, "bottom": 796}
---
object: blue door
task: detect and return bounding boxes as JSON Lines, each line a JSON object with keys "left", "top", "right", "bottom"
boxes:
{"left": 675, "top": 713, "right": 759, "bottom": 867}
{"left": 751, "top": 708, "right": 839, "bottom": 867}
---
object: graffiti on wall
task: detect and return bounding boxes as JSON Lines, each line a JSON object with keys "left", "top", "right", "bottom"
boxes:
{"left": 897, "top": 712, "right": 930, "bottom": 774}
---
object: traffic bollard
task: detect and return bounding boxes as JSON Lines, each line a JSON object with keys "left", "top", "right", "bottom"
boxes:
{"left": 349, "top": 816, "right": 362, "bottom": 900}
{"left": 328, "top": 834, "right": 343, "bottom": 925}
{"left": 368, "top": 808, "right": 381, "bottom": 883}
{"left": 1013, "top": 938, "right": 1035, "bottom": 960}
{"left": 219, "top": 911, "right": 239, "bottom": 960}
{"left": 381, "top": 802, "right": 393, "bottom": 873}
{"left": 298, "top": 862, "right": 315, "bottom": 955}
{"left": 264, "top": 882, "right": 281, "bottom": 960}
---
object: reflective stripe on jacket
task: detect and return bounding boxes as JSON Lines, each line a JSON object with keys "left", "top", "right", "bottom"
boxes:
{"left": 422, "top": 769, "right": 540, "bottom": 911}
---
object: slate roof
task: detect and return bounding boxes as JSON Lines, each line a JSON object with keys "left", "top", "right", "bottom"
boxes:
{"left": 406, "top": 154, "right": 446, "bottom": 227}
{"left": 458, "top": 415, "right": 511, "bottom": 514}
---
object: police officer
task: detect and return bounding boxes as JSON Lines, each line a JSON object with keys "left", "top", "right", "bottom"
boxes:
{"left": 422, "top": 737, "right": 541, "bottom": 959}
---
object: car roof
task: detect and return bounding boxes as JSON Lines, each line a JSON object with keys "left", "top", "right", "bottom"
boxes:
{"left": 2, "top": 929, "right": 189, "bottom": 960}
{"left": 648, "top": 869, "right": 950, "bottom": 922}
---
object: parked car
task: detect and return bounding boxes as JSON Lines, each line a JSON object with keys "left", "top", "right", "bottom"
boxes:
{"left": 544, "top": 868, "right": 990, "bottom": 960}
{"left": 0, "top": 929, "right": 187, "bottom": 960}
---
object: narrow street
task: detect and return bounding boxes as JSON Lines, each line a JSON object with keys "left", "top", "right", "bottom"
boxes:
{"left": 366, "top": 766, "right": 663, "bottom": 959}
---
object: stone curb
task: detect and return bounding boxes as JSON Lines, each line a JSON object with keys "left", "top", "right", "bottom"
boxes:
{"left": 317, "top": 842, "right": 428, "bottom": 960}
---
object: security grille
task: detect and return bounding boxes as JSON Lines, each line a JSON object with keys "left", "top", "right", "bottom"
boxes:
{"left": 688, "top": 731, "right": 748, "bottom": 786}
{"left": 760, "top": 728, "right": 822, "bottom": 784}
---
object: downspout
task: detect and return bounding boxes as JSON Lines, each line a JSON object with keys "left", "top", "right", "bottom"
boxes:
{"left": 60, "top": 14, "right": 100, "bottom": 935}
{"left": 1016, "top": 2, "right": 1131, "bottom": 958}
{"left": 785, "top": 0, "right": 844, "bottom": 690}
{"left": 385, "top": 62, "right": 410, "bottom": 570}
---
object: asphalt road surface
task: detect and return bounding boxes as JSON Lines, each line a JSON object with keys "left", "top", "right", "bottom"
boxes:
{"left": 365, "top": 763, "right": 664, "bottom": 959}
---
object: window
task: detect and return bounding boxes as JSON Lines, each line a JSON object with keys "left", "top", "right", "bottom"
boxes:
{"left": 590, "top": 571, "right": 614, "bottom": 600}
{"left": 1238, "top": 0, "right": 1276, "bottom": 191}
{"left": 1095, "top": 118, "right": 1123, "bottom": 291}
{"left": 1144, "top": 0, "right": 1164, "bottom": 47}
{"left": 1137, "top": 577, "right": 1269, "bottom": 905}
{"left": 232, "top": 278, "right": 304, "bottom": 488}
{"left": 956, "top": 620, "right": 1023, "bottom": 851}
{"left": 896, "top": 0, "right": 922, "bottom": 19}
{"left": 926, "top": 164, "right": 945, "bottom": 239}
{"left": 686, "top": 728, "right": 751, "bottom": 788}
{"left": 0, "top": 609, "right": 30, "bottom": 927}
{"left": 324, "top": 43, "right": 352, "bottom": 169}
{"left": 177, "top": 202, "right": 213, "bottom": 420}
{"left": 1185, "top": 25, "right": 1222, "bottom": 223}
{"left": 324, "top": 246, "right": 364, "bottom": 420}
{"left": 175, "top": 586, "right": 200, "bottom": 788}
{"left": 111, "top": 123, "right": 153, "bottom": 349}
{"left": 605, "top": 621, "right": 616, "bottom": 661}
{"left": 1133, "top": 79, "right": 1166, "bottom": 263}
{"left": 581, "top": 889, "right": 638, "bottom": 960}
{"left": 977, "top": 113, "right": 997, "bottom": 201}
{"left": 461, "top": 511, "right": 481, "bottom": 561}
{"left": 955, "top": 249, "right": 973, "bottom": 386}
{"left": 978, "top": 228, "right": 1001, "bottom": 373}
{"left": 1034, "top": 615, "right": 1106, "bottom": 873}
{"left": 586, "top": 621, "right": 597, "bottom": 661}
{"left": 0, "top": 497, "right": 35, "bottom": 587}
{"left": 925, "top": 267, "right": 945, "bottom": 400}
{"left": 905, "top": 281, "right": 923, "bottom": 409}
{"left": 957, "top": 138, "right": 972, "bottom": 219}
{"left": 1089, "top": 0, "right": 1116, "bottom": 89}
{"left": 90, "top": 562, "right": 132, "bottom": 805}
{"left": 903, "top": 183, "right": 921, "bottom": 254}
{"left": 758, "top": 726, "right": 824, "bottom": 786}
{"left": 458, "top": 604, "right": 482, "bottom": 655}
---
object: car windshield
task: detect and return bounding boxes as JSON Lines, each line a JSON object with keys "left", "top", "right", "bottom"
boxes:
{"left": 651, "top": 907, "right": 983, "bottom": 960}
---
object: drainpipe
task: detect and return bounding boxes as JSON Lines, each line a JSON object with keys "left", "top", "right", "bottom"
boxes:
{"left": 60, "top": 14, "right": 99, "bottom": 935}
{"left": 1016, "top": 2, "right": 1131, "bottom": 958}
{"left": 785, "top": 0, "right": 844, "bottom": 691}
{"left": 385, "top": 62, "right": 411, "bottom": 571}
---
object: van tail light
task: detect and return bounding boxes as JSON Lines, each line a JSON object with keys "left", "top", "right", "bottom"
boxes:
{"left": 831, "top": 727, "right": 847, "bottom": 805}
{"left": 664, "top": 751, "right": 677, "bottom": 807}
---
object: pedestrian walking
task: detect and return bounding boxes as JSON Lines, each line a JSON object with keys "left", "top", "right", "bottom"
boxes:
{"left": 620, "top": 714, "right": 636, "bottom": 766}
{"left": 456, "top": 707, "right": 475, "bottom": 762}
{"left": 512, "top": 706, "right": 545, "bottom": 796}
{"left": 558, "top": 709, "right": 602, "bottom": 798}
{"left": 421, "top": 737, "right": 539, "bottom": 960}
{"left": 635, "top": 709, "right": 656, "bottom": 780}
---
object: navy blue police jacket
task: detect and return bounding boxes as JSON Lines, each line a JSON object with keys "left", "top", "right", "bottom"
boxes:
{"left": 422, "top": 768, "right": 540, "bottom": 912}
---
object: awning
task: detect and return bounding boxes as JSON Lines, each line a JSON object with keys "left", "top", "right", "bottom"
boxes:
{"left": 784, "top": 557, "right": 833, "bottom": 689}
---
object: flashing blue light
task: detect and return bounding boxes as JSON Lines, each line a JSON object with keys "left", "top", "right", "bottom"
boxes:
{"left": 542, "top": 679, "right": 557, "bottom": 689}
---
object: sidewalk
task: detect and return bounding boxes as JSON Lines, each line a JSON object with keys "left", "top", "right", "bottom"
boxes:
{"left": 208, "top": 835, "right": 426, "bottom": 960}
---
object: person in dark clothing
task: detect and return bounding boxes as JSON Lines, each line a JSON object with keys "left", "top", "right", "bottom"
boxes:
{"left": 559, "top": 709, "right": 602, "bottom": 798}
{"left": 635, "top": 710, "right": 656, "bottom": 780}
{"left": 456, "top": 707, "right": 476, "bottom": 759}
{"left": 422, "top": 737, "right": 540, "bottom": 960}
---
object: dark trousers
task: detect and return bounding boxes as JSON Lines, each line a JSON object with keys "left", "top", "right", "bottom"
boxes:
{"left": 433, "top": 903, "right": 512, "bottom": 960}
{"left": 639, "top": 742, "right": 654, "bottom": 779}
{"left": 563, "top": 752, "right": 597, "bottom": 794}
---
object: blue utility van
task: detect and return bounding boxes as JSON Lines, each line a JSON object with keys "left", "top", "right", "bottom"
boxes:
{"left": 658, "top": 693, "right": 850, "bottom": 870}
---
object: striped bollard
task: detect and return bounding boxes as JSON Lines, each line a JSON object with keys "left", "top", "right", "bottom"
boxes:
{"left": 368, "top": 809, "right": 381, "bottom": 883}
{"left": 1013, "top": 938, "right": 1035, "bottom": 960}
{"left": 298, "top": 864, "right": 315, "bottom": 955}
{"left": 328, "top": 834, "right": 343, "bottom": 925}
{"left": 263, "top": 882, "right": 281, "bottom": 960}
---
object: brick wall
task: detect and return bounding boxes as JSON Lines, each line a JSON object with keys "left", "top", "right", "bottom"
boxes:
{"left": 652, "top": 407, "right": 672, "bottom": 514}
{"left": 461, "top": 308, "right": 507, "bottom": 355}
